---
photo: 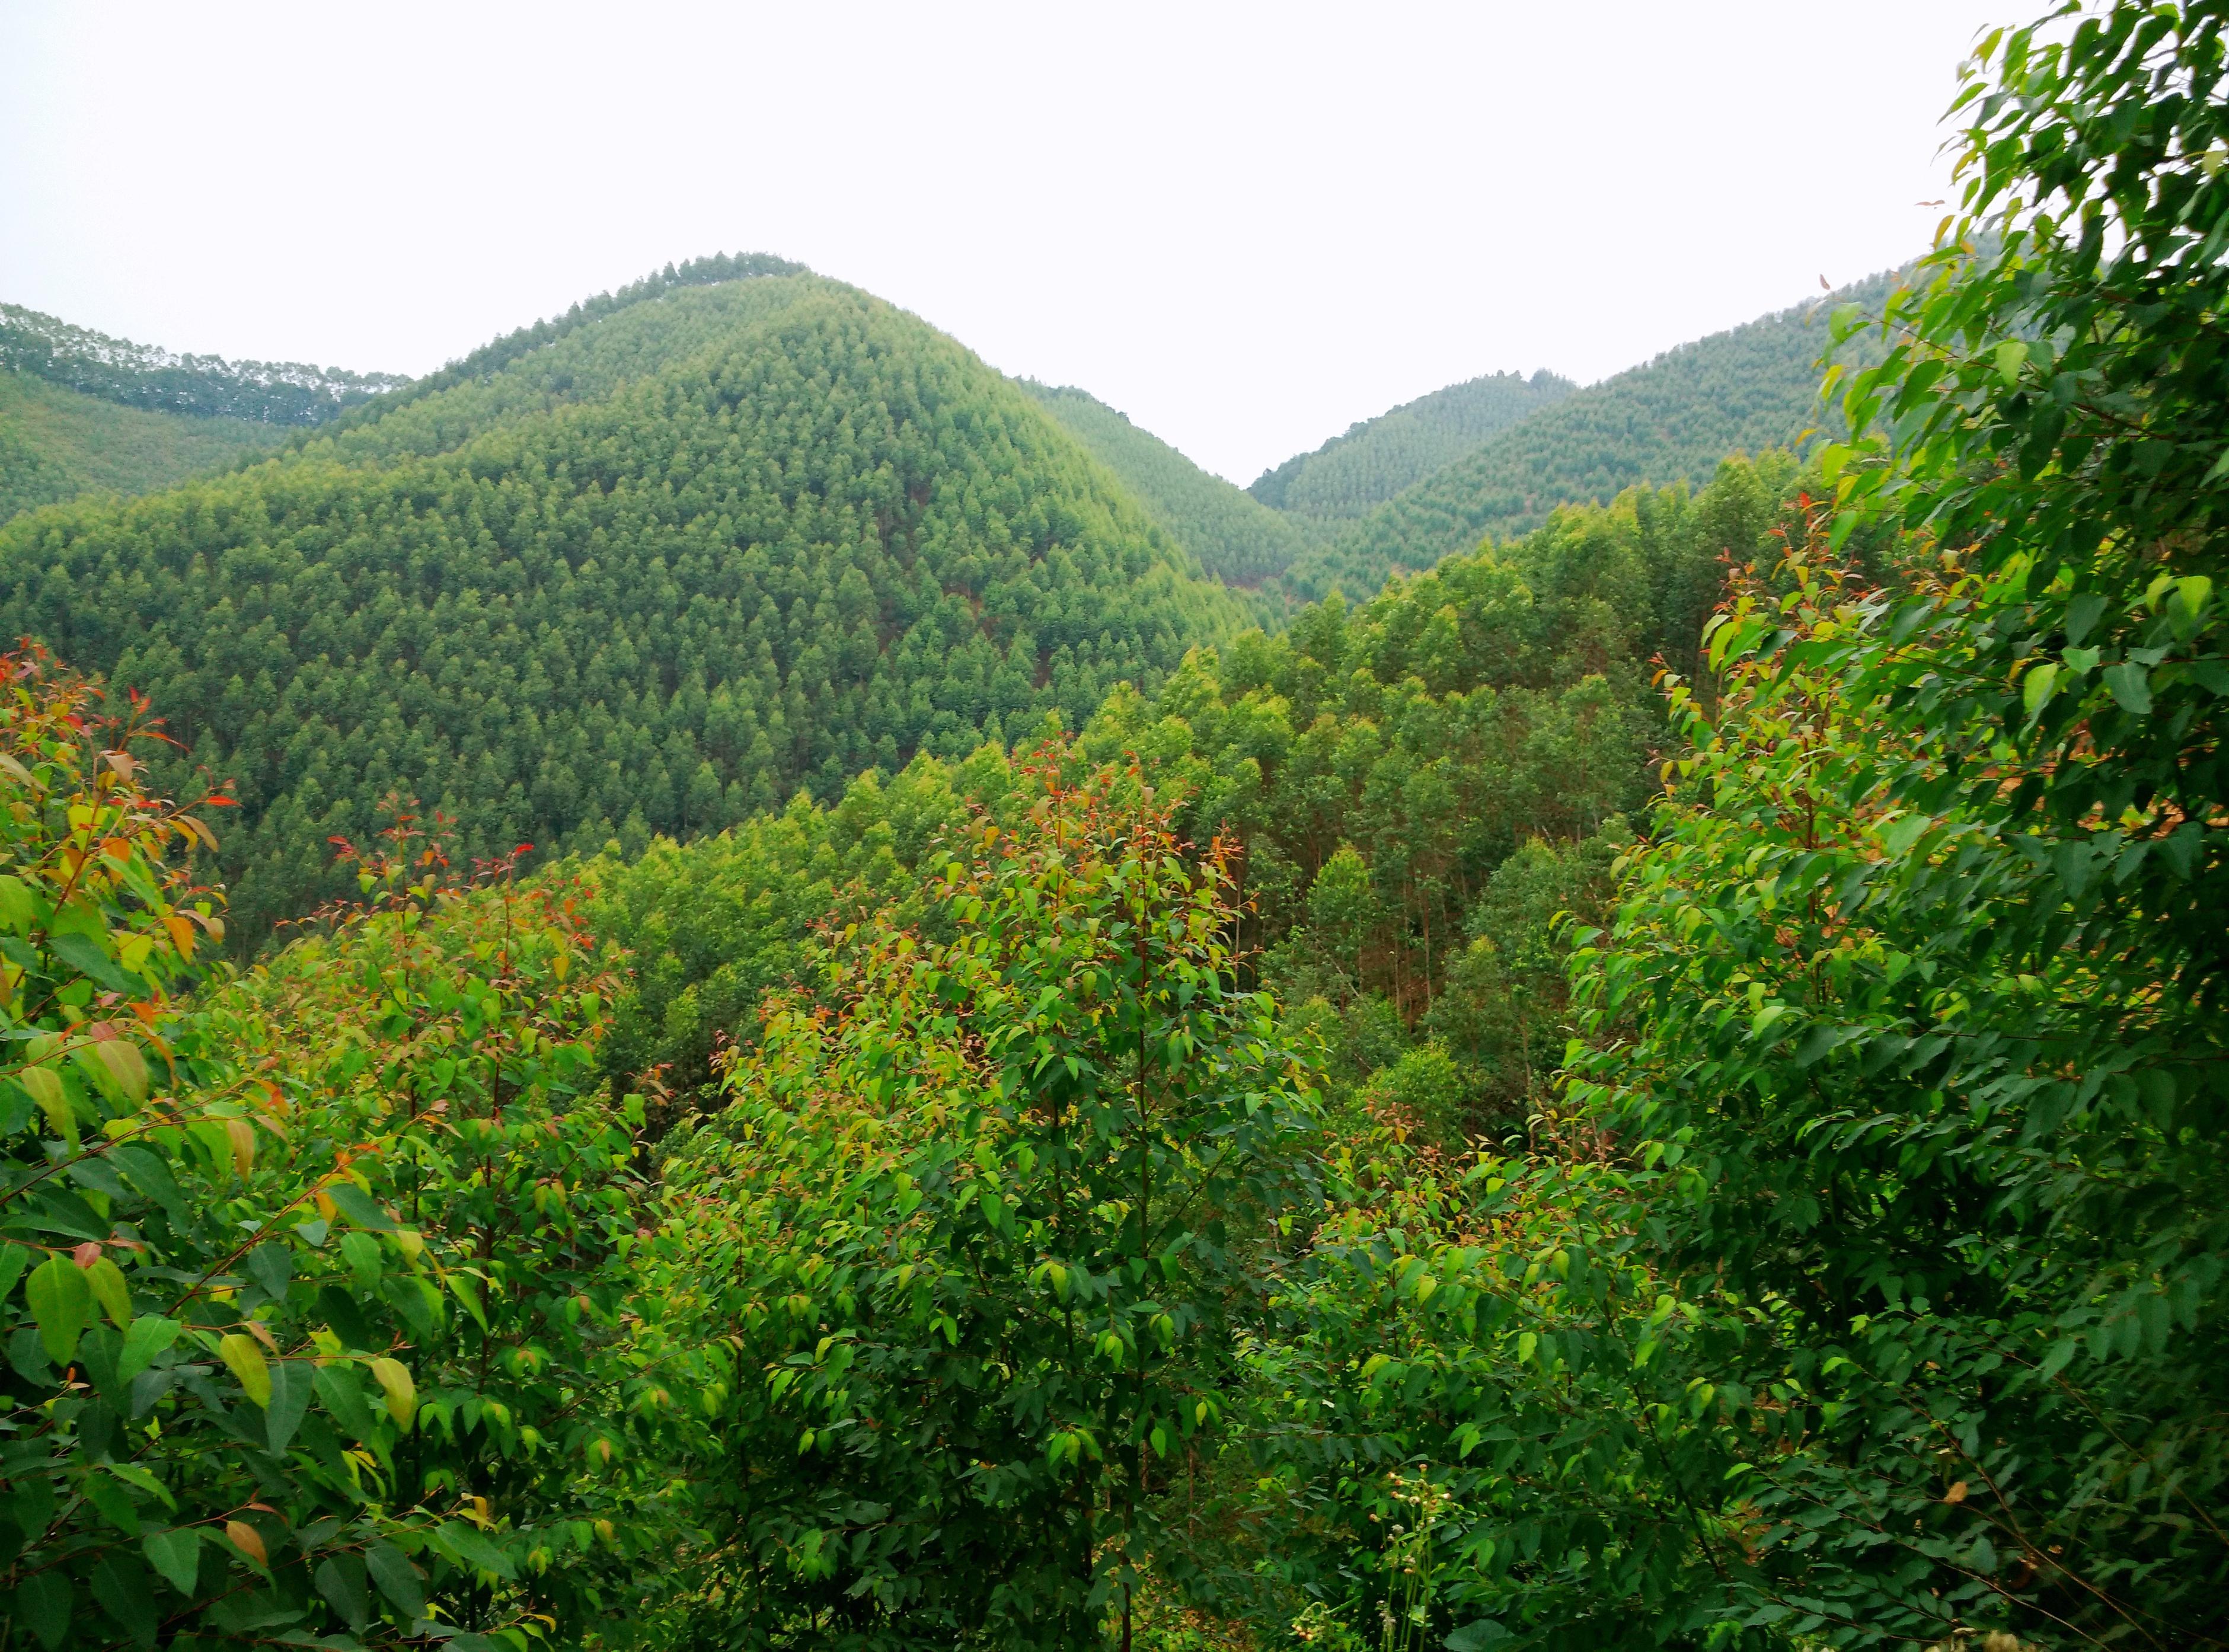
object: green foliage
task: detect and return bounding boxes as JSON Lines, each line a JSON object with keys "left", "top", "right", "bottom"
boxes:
{"left": 1832, "top": 0, "right": 2229, "bottom": 1013}
{"left": 1248, "top": 370, "right": 1573, "bottom": 522}
{"left": 0, "top": 302, "right": 405, "bottom": 427}
{"left": 1559, "top": 520, "right": 2227, "bottom": 1645}
{"left": 1327, "top": 22, "right": 2229, "bottom": 1639}
{"left": 0, "top": 271, "right": 1241, "bottom": 950}
{"left": 1422, "top": 832, "right": 1621, "bottom": 1123}
{"left": 0, "top": 370, "right": 288, "bottom": 525}
{"left": 577, "top": 739, "right": 1027, "bottom": 1110}
{"left": 0, "top": 651, "right": 662, "bottom": 1648}
{"left": 1242, "top": 1143, "right": 1762, "bottom": 1651}
{"left": 1022, "top": 382, "right": 1320, "bottom": 588}
{"left": 581, "top": 456, "right": 1798, "bottom": 1140}
{"left": 1124, "top": 19, "right": 2229, "bottom": 1632}
{"left": 1283, "top": 276, "right": 1895, "bottom": 603}
{"left": 1084, "top": 459, "right": 1809, "bottom": 1043}
{"left": 643, "top": 762, "right": 1320, "bottom": 1647}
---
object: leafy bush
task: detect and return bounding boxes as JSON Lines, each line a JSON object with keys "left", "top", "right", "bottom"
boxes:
{"left": 643, "top": 758, "right": 1321, "bottom": 1647}
{"left": 0, "top": 656, "right": 659, "bottom": 1650}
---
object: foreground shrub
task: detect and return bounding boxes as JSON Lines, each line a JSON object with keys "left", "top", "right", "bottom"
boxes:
{"left": 0, "top": 650, "right": 657, "bottom": 1651}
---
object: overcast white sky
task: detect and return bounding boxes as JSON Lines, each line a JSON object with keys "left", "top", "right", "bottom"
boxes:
{"left": 1, "top": 1, "right": 2010, "bottom": 483}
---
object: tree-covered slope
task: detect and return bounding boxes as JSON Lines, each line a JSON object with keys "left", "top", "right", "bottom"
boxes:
{"left": 0, "top": 368, "right": 289, "bottom": 522}
{"left": 1019, "top": 381, "right": 1320, "bottom": 587}
{"left": 1283, "top": 272, "right": 1898, "bottom": 600}
{"left": 1248, "top": 369, "right": 1575, "bottom": 522}
{"left": 0, "top": 264, "right": 1241, "bottom": 944}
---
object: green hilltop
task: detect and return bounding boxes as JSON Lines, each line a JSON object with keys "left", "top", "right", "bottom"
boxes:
{"left": 0, "top": 260, "right": 1241, "bottom": 943}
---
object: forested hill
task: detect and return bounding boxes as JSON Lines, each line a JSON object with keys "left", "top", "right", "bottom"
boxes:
{"left": 1280, "top": 270, "right": 1898, "bottom": 601}
{"left": 0, "top": 368, "right": 289, "bottom": 523}
{"left": 1248, "top": 368, "right": 1574, "bottom": 522}
{"left": 1020, "top": 381, "right": 1319, "bottom": 587}
{"left": 0, "top": 264, "right": 1241, "bottom": 944}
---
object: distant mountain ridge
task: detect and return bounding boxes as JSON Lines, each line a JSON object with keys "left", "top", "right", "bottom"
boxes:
{"left": 1019, "top": 381, "right": 1319, "bottom": 590}
{"left": 1248, "top": 368, "right": 1575, "bottom": 522}
{"left": 0, "top": 301, "right": 407, "bottom": 426}
{"left": 1270, "top": 269, "right": 1901, "bottom": 601}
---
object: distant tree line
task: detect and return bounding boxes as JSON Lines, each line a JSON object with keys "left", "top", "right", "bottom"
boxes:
{"left": 0, "top": 302, "right": 408, "bottom": 426}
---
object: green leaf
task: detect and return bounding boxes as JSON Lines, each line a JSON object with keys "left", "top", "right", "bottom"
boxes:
{"left": 0, "top": 1240, "right": 32, "bottom": 1304}
{"left": 106, "top": 1462, "right": 171, "bottom": 1512}
{"left": 2022, "top": 660, "right": 2058, "bottom": 717}
{"left": 2103, "top": 661, "right": 2153, "bottom": 714}
{"left": 85, "top": 1255, "right": 132, "bottom": 1328}
{"left": 78, "top": 1320, "right": 124, "bottom": 1399}
{"left": 117, "top": 1315, "right": 182, "bottom": 1385}
{"left": 326, "top": 1183, "right": 397, "bottom": 1232}
{"left": 83, "top": 1469, "right": 142, "bottom": 1536}
{"left": 0, "top": 875, "right": 36, "bottom": 936}
{"left": 1994, "top": 338, "right": 2029, "bottom": 384}
{"left": 90, "top": 1039, "right": 148, "bottom": 1102}
{"left": 110, "top": 1145, "right": 184, "bottom": 1217}
{"left": 364, "top": 1539, "right": 426, "bottom": 1619}
{"left": 47, "top": 930, "right": 135, "bottom": 994}
{"left": 93, "top": 1551, "right": 159, "bottom": 1650}
{"left": 313, "top": 1363, "right": 379, "bottom": 1442}
{"left": 446, "top": 1271, "right": 488, "bottom": 1333}
{"left": 436, "top": 1519, "right": 517, "bottom": 1580}
{"left": 12, "top": 1569, "right": 72, "bottom": 1650}
{"left": 244, "top": 1241, "right": 293, "bottom": 1303}
{"left": 369, "top": 1356, "right": 416, "bottom": 1426}
{"left": 18, "top": 1065, "right": 69, "bottom": 1137}
{"left": 265, "top": 1359, "right": 314, "bottom": 1455}
{"left": 219, "top": 1332, "right": 272, "bottom": 1408}
{"left": 25, "top": 1254, "right": 91, "bottom": 1365}
{"left": 338, "top": 1229, "right": 384, "bottom": 1289}
{"left": 314, "top": 1553, "right": 370, "bottom": 1633}
{"left": 1446, "top": 1620, "right": 1512, "bottom": 1650}
{"left": 143, "top": 1526, "right": 203, "bottom": 1595}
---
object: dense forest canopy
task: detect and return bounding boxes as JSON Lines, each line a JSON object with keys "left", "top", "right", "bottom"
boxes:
{"left": 1247, "top": 368, "right": 1573, "bottom": 520}
{"left": 0, "top": 273, "right": 1240, "bottom": 945}
{"left": 1021, "top": 381, "right": 1320, "bottom": 589}
{"left": 0, "top": 5, "right": 2223, "bottom": 1648}
{"left": 580, "top": 448, "right": 1802, "bottom": 1115}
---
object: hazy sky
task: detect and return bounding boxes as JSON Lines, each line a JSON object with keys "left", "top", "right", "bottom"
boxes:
{"left": 2, "top": 1, "right": 2009, "bottom": 483}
